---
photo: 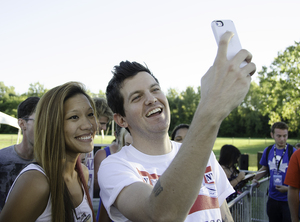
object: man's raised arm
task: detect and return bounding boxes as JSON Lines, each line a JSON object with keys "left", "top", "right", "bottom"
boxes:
{"left": 111, "top": 32, "right": 256, "bottom": 222}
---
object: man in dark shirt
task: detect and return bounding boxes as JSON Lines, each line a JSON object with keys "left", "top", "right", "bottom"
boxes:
{"left": 0, "top": 97, "right": 39, "bottom": 212}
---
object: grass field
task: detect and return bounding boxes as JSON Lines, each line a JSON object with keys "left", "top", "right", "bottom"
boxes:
{"left": 1, "top": 134, "right": 298, "bottom": 171}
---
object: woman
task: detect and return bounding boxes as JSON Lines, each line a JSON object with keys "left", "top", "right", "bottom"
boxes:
{"left": 0, "top": 82, "right": 96, "bottom": 222}
{"left": 170, "top": 124, "right": 189, "bottom": 143}
{"left": 219, "top": 144, "right": 245, "bottom": 202}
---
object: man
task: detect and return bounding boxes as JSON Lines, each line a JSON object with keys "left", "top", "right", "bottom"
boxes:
{"left": 0, "top": 96, "right": 39, "bottom": 212}
{"left": 253, "top": 122, "right": 296, "bottom": 222}
{"left": 98, "top": 32, "right": 256, "bottom": 221}
{"left": 285, "top": 147, "right": 300, "bottom": 222}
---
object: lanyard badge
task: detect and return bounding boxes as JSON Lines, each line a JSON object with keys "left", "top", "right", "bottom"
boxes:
{"left": 272, "top": 145, "right": 287, "bottom": 186}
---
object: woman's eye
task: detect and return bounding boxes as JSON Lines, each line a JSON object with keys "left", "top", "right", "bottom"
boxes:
{"left": 88, "top": 112, "right": 94, "bottom": 117}
{"left": 69, "top": 115, "right": 78, "bottom": 120}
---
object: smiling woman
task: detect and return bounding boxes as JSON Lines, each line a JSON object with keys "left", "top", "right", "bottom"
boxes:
{"left": 0, "top": 82, "right": 97, "bottom": 222}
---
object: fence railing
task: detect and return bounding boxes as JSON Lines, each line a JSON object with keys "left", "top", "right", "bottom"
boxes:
{"left": 228, "top": 177, "right": 269, "bottom": 222}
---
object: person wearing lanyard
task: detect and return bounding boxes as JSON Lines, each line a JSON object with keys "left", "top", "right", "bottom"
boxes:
{"left": 252, "top": 122, "right": 296, "bottom": 222}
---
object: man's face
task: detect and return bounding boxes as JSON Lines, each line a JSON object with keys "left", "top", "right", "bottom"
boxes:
{"left": 97, "top": 116, "right": 109, "bottom": 131}
{"left": 119, "top": 71, "right": 170, "bottom": 138}
{"left": 23, "top": 112, "right": 36, "bottom": 148}
{"left": 271, "top": 128, "right": 288, "bottom": 149}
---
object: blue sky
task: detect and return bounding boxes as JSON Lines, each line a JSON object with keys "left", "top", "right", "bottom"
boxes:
{"left": 1, "top": 0, "right": 300, "bottom": 95}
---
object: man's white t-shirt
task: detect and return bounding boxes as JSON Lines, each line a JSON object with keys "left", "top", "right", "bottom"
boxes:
{"left": 98, "top": 141, "right": 234, "bottom": 222}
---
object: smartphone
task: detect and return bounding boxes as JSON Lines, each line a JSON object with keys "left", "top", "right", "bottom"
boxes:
{"left": 211, "top": 20, "right": 246, "bottom": 67}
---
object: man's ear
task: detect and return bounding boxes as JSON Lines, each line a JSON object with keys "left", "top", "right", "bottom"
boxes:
{"left": 270, "top": 132, "right": 274, "bottom": 139}
{"left": 18, "top": 118, "right": 25, "bottom": 130}
{"left": 113, "top": 113, "right": 128, "bottom": 128}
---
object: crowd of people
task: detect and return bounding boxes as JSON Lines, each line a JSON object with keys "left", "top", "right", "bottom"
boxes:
{"left": 0, "top": 30, "right": 296, "bottom": 222}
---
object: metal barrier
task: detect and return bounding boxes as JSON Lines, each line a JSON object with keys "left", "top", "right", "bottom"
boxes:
{"left": 228, "top": 177, "right": 269, "bottom": 222}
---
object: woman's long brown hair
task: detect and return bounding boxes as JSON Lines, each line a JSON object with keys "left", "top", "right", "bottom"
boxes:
{"left": 34, "top": 82, "right": 96, "bottom": 222}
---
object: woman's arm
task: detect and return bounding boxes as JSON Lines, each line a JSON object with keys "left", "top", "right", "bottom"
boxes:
{"left": 0, "top": 170, "right": 49, "bottom": 222}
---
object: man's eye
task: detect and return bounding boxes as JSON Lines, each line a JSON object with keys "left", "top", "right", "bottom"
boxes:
{"left": 132, "top": 95, "right": 140, "bottom": 101}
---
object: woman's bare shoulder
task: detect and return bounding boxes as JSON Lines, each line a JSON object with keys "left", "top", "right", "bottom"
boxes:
{"left": 0, "top": 168, "right": 50, "bottom": 221}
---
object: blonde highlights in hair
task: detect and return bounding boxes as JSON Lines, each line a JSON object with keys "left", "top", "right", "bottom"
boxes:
{"left": 34, "top": 82, "right": 95, "bottom": 222}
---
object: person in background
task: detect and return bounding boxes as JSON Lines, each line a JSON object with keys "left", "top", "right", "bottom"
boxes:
{"left": 295, "top": 143, "right": 300, "bottom": 150}
{"left": 171, "top": 124, "right": 189, "bottom": 143}
{"left": 117, "top": 127, "right": 133, "bottom": 150}
{"left": 219, "top": 144, "right": 245, "bottom": 202}
{"left": 253, "top": 122, "right": 295, "bottom": 222}
{"left": 0, "top": 96, "right": 39, "bottom": 212}
{"left": 93, "top": 97, "right": 113, "bottom": 134}
{"left": 99, "top": 33, "right": 255, "bottom": 222}
{"left": 93, "top": 97, "right": 114, "bottom": 195}
{"left": 0, "top": 82, "right": 96, "bottom": 221}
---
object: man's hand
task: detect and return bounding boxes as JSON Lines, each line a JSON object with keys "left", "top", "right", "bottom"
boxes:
{"left": 200, "top": 31, "right": 256, "bottom": 121}
{"left": 252, "top": 178, "right": 260, "bottom": 188}
{"left": 275, "top": 185, "right": 288, "bottom": 193}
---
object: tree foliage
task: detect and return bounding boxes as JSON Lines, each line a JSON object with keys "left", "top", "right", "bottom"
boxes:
{"left": 0, "top": 82, "right": 24, "bottom": 133}
{"left": 26, "top": 82, "right": 48, "bottom": 97}
{"left": 2, "top": 41, "right": 300, "bottom": 138}
{"left": 258, "top": 41, "right": 300, "bottom": 135}
{"left": 166, "top": 86, "right": 200, "bottom": 133}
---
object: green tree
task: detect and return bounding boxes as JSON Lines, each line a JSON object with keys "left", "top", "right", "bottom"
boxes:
{"left": 0, "top": 82, "right": 24, "bottom": 133}
{"left": 218, "top": 82, "right": 269, "bottom": 137}
{"left": 258, "top": 41, "right": 300, "bottom": 135}
{"left": 167, "top": 86, "right": 200, "bottom": 133}
{"left": 90, "top": 89, "right": 106, "bottom": 98}
{"left": 26, "top": 82, "right": 48, "bottom": 97}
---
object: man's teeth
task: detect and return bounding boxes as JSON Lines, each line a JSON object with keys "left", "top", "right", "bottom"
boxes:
{"left": 147, "top": 108, "right": 161, "bottom": 117}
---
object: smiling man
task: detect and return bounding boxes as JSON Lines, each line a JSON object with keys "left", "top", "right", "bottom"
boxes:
{"left": 98, "top": 32, "right": 256, "bottom": 222}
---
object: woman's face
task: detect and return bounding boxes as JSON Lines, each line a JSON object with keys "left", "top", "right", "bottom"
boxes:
{"left": 174, "top": 127, "right": 189, "bottom": 143}
{"left": 64, "top": 93, "right": 97, "bottom": 156}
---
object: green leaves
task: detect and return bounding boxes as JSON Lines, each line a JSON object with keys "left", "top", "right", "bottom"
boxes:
{"left": 257, "top": 41, "right": 300, "bottom": 133}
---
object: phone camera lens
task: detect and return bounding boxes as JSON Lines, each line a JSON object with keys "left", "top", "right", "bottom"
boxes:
{"left": 216, "top": 21, "right": 223, "bottom": 27}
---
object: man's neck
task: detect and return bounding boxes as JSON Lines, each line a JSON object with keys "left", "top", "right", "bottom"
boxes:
{"left": 15, "top": 143, "right": 34, "bottom": 160}
{"left": 275, "top": 144, "right": 286, "bottom": 150}
{"left": 132, "top": 133, "right": 171, "bottom": 155}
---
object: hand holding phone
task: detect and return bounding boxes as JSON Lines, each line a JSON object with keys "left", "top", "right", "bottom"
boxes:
{"left": 211, "top": 20, "right": 247, "bottom": 67}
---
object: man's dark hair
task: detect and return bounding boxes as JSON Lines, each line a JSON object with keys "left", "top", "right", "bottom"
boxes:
{"left": 271, "top": 122, "right": 289, "bottom": 134}
{"left": 106, "top": 61, "right": 159, "bottom": 117}
{"left": 17, "top": 97, "right": 40, "bottom": 119}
